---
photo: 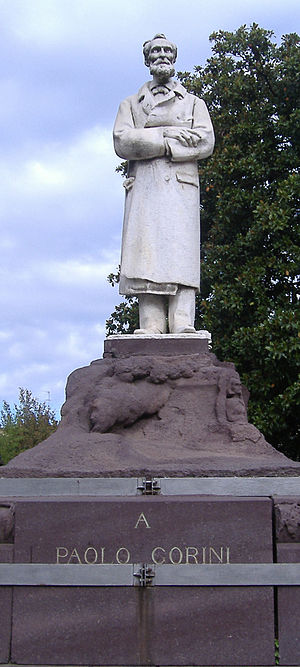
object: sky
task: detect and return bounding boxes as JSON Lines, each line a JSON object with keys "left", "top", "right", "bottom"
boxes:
{"left": 1, "top": 0, "right": 299, "bottom": 418}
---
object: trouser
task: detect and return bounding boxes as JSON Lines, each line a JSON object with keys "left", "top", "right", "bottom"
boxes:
{"left": 138, "top": 287, "right": 196, "bottom": 334}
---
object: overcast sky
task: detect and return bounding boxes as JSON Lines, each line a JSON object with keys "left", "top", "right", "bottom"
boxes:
{"left": 1, "top": 0, "right": 299, "bottom": 417}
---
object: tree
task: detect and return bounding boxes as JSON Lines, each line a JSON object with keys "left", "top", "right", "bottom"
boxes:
{"left": 106, "top": 268, "right": 139, "bottom": 334}
{"left": 0, "top": 388, "right": 58, "bottom": 465}
{"left": 106, "top": 24, "right": 300, "bottom": 459}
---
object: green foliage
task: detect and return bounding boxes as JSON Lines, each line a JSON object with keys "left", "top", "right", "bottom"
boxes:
{"left": 0, "top": 388, "right": 58, "bottom": 465}
{"left": 115, "top": 161, "right": 128, "bottom": 177}
{"left": 106, "top": 269, "right": 139, "bottom": 334}
{"left": 107, "top": 24, "right": 300, "bottom": 459}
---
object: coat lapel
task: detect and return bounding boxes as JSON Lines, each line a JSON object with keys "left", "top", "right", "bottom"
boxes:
{"left": 138, "top": 80, "right": 187, "bottom": 118}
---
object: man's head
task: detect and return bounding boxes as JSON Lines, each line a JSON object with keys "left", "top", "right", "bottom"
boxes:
{"left": 143, "top": 34, "right": 177, "bottom": 82}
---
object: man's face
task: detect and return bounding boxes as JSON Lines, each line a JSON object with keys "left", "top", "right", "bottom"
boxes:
{"left": 148, "top": 39, "right": 175, "bottom": 82}
{"left": 230, "top": 378, "right": 242, "bottom": 395}
{"left": 148, "top": 39, "right": 174, "bottom": 66}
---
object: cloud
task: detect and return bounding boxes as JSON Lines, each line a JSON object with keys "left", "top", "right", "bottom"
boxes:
{"left": 1, "top": 125, "right": 119, "bottom": 197}
{"left": 0, "top": 120, "right": 122, "bottom": 415}
{"left": 0, "top": 299, "right": 119, "bottom": 416}
{"left": 0, "top": 125, "right": 123, "bottom": 261}
{"left": 2, "top": 0, "right": 147, "bottom": 49}
{"left": 43, "top": 258, "right": 116, "bottom": 286}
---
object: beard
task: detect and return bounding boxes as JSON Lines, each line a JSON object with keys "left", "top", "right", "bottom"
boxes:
{"left": 150, "top": 62, "right": 175, "bottom": 82}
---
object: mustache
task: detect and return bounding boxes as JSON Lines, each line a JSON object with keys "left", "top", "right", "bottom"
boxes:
{"left": 155, "top": 57, "right": 171, "bottom": 64}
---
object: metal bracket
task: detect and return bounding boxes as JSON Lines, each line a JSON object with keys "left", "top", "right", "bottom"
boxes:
{"left": 133, "top": 563, "right": 156, "bottom": 587}
{"left": 137, "top": 477, "right": 161, "bottom": 495}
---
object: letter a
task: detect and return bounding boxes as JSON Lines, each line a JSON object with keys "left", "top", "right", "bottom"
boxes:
{"left": 134, "top": 512, "right": 151, "bottom": 529}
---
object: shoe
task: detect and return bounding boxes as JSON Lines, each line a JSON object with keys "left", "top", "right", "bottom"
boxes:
{"left": 172, "top": 325, "right": 197, "bottom": 334}
{"left": 133, "top": 328, "right": 163, "bottom": 335}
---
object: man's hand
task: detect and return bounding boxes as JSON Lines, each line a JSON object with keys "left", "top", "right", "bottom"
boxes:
{"left": 163, "top": 127, "right": 201, "bottom": 147}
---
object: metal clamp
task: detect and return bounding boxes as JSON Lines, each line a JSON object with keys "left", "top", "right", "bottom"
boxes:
{"left": 133, "top": 563, "right": 156, "bottom": 587}
{"left": 137, "top": 477, "right": 161, "bottom": 495}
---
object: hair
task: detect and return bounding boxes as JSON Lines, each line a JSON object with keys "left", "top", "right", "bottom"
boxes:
{"left": 142, "top": 34, "right": 177, "bottom": 67}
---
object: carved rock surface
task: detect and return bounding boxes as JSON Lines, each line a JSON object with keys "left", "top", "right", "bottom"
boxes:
{"left": 1, "top": 346, "right": 300, "bottom": 477}
{"left": 0, "top": 504, "right": 15, "bottom": 542}
{"left": 275, "top": 501, "right": 300, "bottom": 542}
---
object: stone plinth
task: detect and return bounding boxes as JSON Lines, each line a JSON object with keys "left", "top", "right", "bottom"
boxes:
{"left": 1, "top": 335, "right": 299, "bottom": 478}
{"left": 9, "top": 496, "right": 274, "bottom": 666}
{"left": 0, "top": 544, "right": 13, "bottom": 663}
{"left": 276, "top": 498, "right": 300, "bottom": 665}
{"left": 1, "top": 478, "right": 300, "bottom": 666}
{"left": 104, "top": 332, "right": 211, "bottom": 357}
{"left": 1, "top": 335, "right": 299, "bottom": 666}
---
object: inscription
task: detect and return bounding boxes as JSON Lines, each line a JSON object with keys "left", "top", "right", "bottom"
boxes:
{"left": 134, "top": 512, "right": 151, "bottom": 529}
{"left": 115, "top": 547, "right": 130, "bottom": 564}
{"left": 151, "top": 546, "right": 230, "bottom": 564}
{"left": 56, "top": 545, "right": 231, "bottom": 564}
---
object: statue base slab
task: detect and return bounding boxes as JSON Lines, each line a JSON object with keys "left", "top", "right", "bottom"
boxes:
{"left": 104, "top": 332, "right": 211, "bottom": 357}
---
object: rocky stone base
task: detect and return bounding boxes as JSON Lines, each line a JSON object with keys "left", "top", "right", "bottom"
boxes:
{"left": 1, "top": 335, "right": 299, "bottom": 478}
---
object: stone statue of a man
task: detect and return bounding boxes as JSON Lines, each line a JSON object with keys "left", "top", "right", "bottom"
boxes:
{"left": 113, "top": 34, "right": 214, "bottom": 334}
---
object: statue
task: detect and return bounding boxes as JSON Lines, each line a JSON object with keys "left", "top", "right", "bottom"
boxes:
{"left": 113, "top": 34, "right": 214, "bottom": 334}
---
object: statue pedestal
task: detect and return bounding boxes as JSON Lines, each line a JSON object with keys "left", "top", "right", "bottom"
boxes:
{"left": 1, "top": 335, "right": 299, "bottom": 478}
{"left": 1, "top": 477, "right": 300, "bottom": 665}
{"left": 1, "top": 336, "right": 300, "bottom": 665}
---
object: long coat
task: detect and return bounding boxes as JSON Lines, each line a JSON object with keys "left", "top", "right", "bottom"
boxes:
{"left": 113, "top": 80, "right": 214, "bottom": 296}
